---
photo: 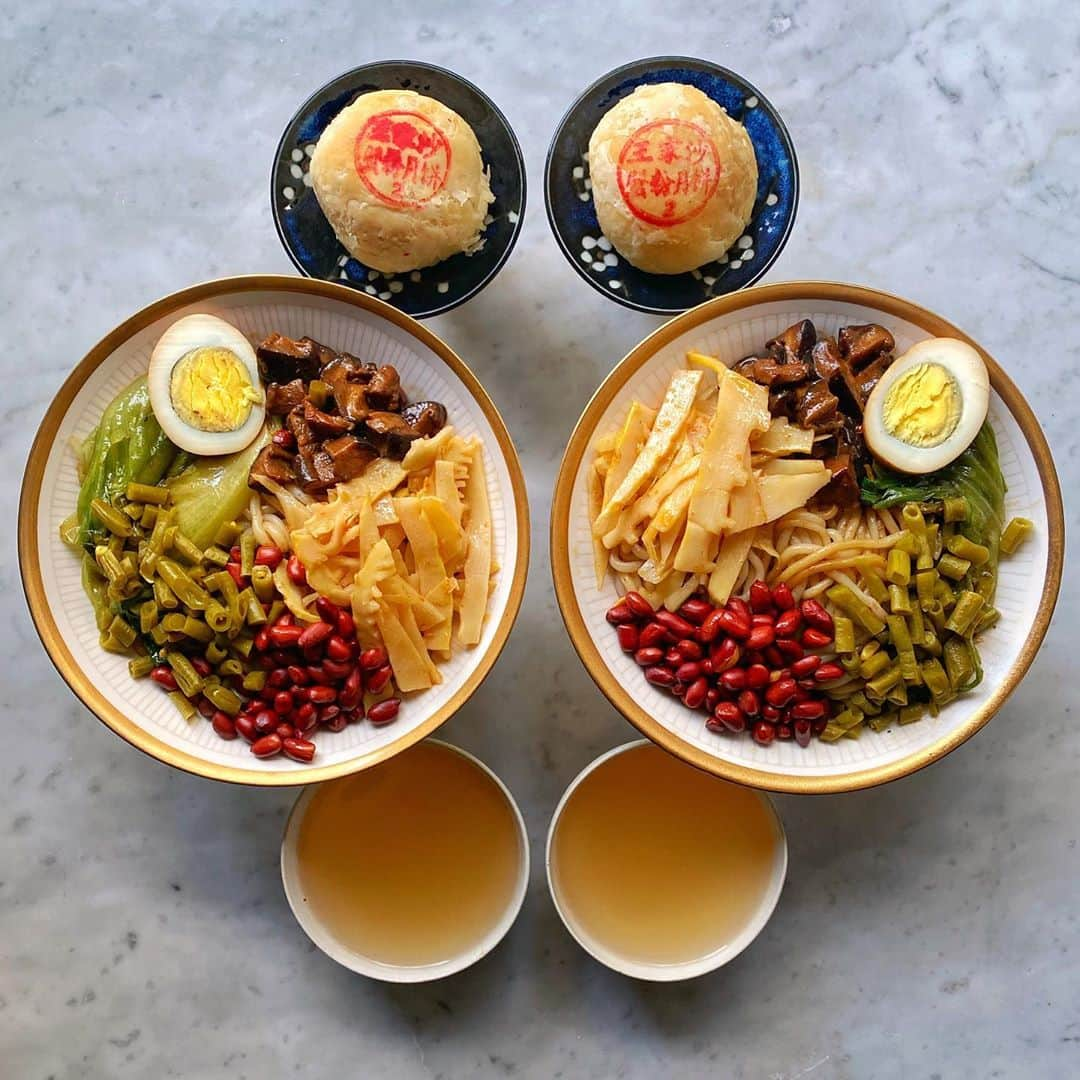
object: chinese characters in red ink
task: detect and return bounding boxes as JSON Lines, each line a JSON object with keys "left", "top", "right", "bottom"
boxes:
{"left": 616, "top": 119, "right": 722, "bottom": 227}
{"left": 353, "top": 110, "right": 452, "bottom": 209}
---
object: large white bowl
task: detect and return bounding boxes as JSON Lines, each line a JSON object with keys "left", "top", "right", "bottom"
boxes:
{"left": 20, "top": 277, "right": 529, "bottom": 785}
{"left": 551, "top": 282, "right": 1063, "bottom": 793}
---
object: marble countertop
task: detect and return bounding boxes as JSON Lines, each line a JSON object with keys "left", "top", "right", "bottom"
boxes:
{"left": 3, "top": 2, "right": 1077, "bottom": 1076}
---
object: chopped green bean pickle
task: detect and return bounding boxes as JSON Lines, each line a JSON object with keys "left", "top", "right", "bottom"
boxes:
{"left": 64, "top": 473, "right": 329, "bottom": 753}
{"left": 810, "top": 492, "right": 1029, "bottom": 740}
{"left": 1000, "top": 517, "right": 1033, "bottom": 555}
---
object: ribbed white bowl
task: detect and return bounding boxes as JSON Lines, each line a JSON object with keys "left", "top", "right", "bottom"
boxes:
{"left": 21, "top": 278, "right": 528, "bottom": 785}
{"left": 553, "top": 283, "right": 1062, "bottom": 792}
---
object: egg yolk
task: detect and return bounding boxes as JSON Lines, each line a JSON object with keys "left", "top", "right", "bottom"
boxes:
{"left": 169, "top": 347, "right": 261, "bottom": 433}
{"left": 882, "top": 362, "right": 961, "bottom": 448}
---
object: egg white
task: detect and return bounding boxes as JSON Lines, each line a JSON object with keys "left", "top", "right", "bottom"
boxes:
{"left": 863, "top": 337, "right": 990, "bottom": 474}
{"left": 148, "top": 313, "right": 265, "bottom": 455}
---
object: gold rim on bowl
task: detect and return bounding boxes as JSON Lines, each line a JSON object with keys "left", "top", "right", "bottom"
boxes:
{"left": 19, "top": 275, "right": 531, "bottom": 786}
{"left": 550, "top": 280, "right": 1064, "bottom": 794}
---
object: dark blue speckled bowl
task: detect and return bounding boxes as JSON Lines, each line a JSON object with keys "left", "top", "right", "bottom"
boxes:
{"left": 271, "top": 61, "right": 525, "bottom": 320}
{"left": 545, "top": 57, "right": 798, "bottom": 315}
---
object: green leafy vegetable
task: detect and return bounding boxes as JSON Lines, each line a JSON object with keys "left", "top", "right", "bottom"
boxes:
{"left": 166, "top": 450, "right": 195, "bottom": 478}
{"left": 77, "top": 423, "right": 99, "bottom": 481}
{"left": 68, "top": 377, "right": 177, "bottom": 550}
{"left": 167, "top": 431, "right": 269, "bottom": 550}
{"left": 860, "top": 423, "right": 1006, "bottom": 601}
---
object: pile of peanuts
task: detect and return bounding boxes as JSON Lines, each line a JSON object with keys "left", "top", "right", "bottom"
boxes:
{"left": 607, "top": 580, "right": 839, "bottom": 748}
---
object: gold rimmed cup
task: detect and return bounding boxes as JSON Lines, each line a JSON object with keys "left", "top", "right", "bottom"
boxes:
{"left": 546, "top": 740, "right": 787, "bottom": 980}
{"left": 281, "top": 739, "right": 529, "bottom": 982}
{"left": 19, "top": 275, "right": 530, "bottom": 786}
{"left": 550, "top": 281, "right": 1064, "bottom": 794}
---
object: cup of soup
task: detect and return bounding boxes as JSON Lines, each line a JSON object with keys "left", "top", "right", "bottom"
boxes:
{"left": 281, "top": 739, "right": 528, "bottom": 981}
{"left": 546, "top": 740, "right": 787, "bottom": 980}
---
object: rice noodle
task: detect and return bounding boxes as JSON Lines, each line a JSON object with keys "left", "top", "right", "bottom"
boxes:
{"left": 248, "top": 491, "right": 295, "bottom": 553}
{"left": 261, "top": 511, "right": 291, "bottom": 553}
{"left": 773, "top": 534, "right": 899, "bottom": 586}
{"left": 877, "top": 507, "right": 902, "bottom": 534}
{"left": 730, "top": 505, "right": 903, "bottom": 604}
{"left": 609, "top": 552, "right": 644, "bottom": 574}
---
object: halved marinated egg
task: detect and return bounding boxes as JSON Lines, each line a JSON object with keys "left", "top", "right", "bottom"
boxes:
{"left": 148, "top": 314, "right": 264, "bottom": 455}
{"left": 863, "top": 337, "right": 990, "bottom": 474}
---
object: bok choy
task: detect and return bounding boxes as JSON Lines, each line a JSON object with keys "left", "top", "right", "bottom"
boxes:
{"left": 62, "top": 377, "right": 177, "bottom": 550}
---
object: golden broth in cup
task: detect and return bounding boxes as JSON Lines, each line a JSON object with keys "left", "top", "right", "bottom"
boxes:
{"left": 295, "top": 742, "right": 523, "bottom": 968}
{"left": 550, "top": 743, "right": 781, "bottom": 968}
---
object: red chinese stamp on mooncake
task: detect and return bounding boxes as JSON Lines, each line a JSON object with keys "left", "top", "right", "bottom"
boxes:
{"left": 616, "top": 119, "right": 721, "bottom": 227}
{"left": 353, "top": 111, "right": 452, "bottom": 209}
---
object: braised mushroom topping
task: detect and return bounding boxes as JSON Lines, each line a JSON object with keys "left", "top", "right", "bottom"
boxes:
{"left": 255, "top": 333, "right": 324, "bottom": 383}
{"left": 765, "top": 318, "right": 816, "bottom": 365}
{"left": 794, "top": 379, "right": 840, "bottom": 430}
{"left": 297, "top": 445, "right": 337, "bottom": 494}
{"left": 250, "top": 442, "right": 298, "bottom": 488}
{"left": 401, "top": 400, "right": 448, "bottom": 438}
{"left": 734, "top": 355, "right": 809, "bottom": 387}
{"left": 249, "top": 333, "right": 448, "bottom": 496}
{"left": 323, "top": 434, "right": 378, "bottom": 482}
{"left": 365, "top": 365, "right": 405, "bottom": 412}
{"left": 299, "top": 335, "right": 340, "bottom": 368}
{"left": 734, "top": 319, "right": 897, "bottom": 507}
{"left": 265, "top": 378, "right": 307, "bottom": 415}
{"left": 810, "top": 336, "right": 842, "bottom": 383}
{"left": 320, "top": 355, "right": 376, "bottom": 423}
{"left": 358, "top": 411, "right": 422, "bottom": 459}
{"left": 838, "top": 323, "right": 895, "bottom": 365}
{"left": 822, "top": 450, "right": 861, "bottom": 505}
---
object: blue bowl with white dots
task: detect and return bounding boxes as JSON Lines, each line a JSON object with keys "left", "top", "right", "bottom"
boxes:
{"left": 544, "top": 57, "right": 798, "bottom": 315}
{"left": 271, "top": 61, "right": 526, "bottom": 320}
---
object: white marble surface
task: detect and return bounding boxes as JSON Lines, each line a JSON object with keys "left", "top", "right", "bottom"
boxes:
{"left": 2, "top": 2, "right": 1077, "bottom": 1077}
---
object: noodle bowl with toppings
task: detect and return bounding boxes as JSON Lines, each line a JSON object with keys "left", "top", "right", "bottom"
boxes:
{"left": 59, "top": 315, "right": 498, "bottom": 765}
{"left": 587, "top": 317, "right": 1033, "bottom": 750}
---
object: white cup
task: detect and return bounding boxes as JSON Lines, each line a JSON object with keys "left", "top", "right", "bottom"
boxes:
{"left": 546, "top": 739, "right": 788, "bottom": 981}
{"left": 281, "top": 739, "right": 529, "bottom": 982}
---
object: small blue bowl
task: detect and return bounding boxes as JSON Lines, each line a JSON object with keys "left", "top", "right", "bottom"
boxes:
{"left": 271, "top": 61, "right": 526, "bottom": 320}
{"left": 545, "top": 57, "right": 799, "bottom": 315}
